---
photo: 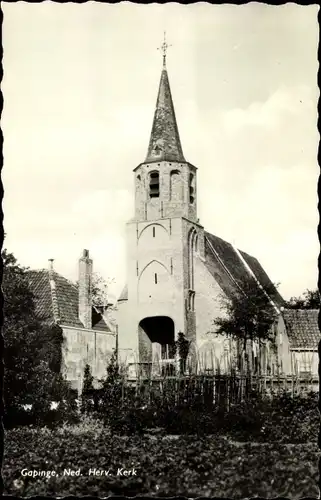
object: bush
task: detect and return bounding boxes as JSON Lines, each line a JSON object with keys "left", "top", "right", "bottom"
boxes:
{"left": 77, "top": 366, "right": 319, "bottom": 443}
{"left": 259, "top": 390, "right": 319, "bottom": 444}
{"left": 100, "top": 389, "right": 319, "bottom": 442}
{"left": 222, "top": 390, "right": 319, "bottom": 443}
{"left": 4, "top": 387, "right": 80, "bottom": 430}
{"left": 57, "top": 414, "right": 105, "bottom": 435}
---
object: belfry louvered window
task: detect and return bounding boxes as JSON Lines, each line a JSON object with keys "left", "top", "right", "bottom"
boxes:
{"left": 189, "top": 173, "right": 195, "bottom": 204}
{"left": 149, "top": 171, "right": 160, "bottom": 198}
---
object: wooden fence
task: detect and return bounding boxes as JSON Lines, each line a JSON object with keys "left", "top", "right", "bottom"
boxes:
{"left": 103, "top": 373, "right": 319, "bottom": 410}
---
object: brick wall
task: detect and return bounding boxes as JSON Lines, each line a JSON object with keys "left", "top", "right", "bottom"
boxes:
{"left": 134, "top": 161, "right": 198, "bottom": 223}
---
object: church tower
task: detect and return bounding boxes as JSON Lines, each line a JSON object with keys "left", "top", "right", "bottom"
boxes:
{"left": 118, "top": 35, "right": 205, "bottom": 375}
{"left": 134, "top": 57, "right": 198, "bottom": 224}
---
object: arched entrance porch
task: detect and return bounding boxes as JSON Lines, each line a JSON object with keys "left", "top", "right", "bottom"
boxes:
{"left": 138, "top": 316, "right": 176, "bottom": 376}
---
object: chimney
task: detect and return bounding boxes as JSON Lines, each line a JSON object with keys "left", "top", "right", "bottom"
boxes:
{"left": 78, "top": 249, "right": 93, "bottom": 329}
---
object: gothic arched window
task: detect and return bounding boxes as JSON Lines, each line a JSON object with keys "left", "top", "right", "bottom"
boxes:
{"left": 149, "top": 171, "right": 160, "bottom": 198}
{"left": 194, "top": 234, "right": 198, "bottom": 253}
{"left": 188, "top": 228, "right": 197, "bottom": 292}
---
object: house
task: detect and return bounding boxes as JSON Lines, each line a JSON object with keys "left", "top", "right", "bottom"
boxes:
{"left": 281, "top": 308, "right": 320, "bottom": 376}
{"left": 27, "top": 249, "right": 116, "bottom": 392}
{"left": 116, "top": 43, "right": 286, "bottom": 377}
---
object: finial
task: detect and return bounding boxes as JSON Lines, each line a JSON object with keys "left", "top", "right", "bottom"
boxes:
{"left": 157, "top": 31, "right": 172, "bottom": 68}
{"left": 48, "top": 259, "right": 54, "bottom": 271}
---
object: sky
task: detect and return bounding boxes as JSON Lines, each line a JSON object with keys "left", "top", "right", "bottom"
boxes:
{"left": 2, "top": 2, "right": 319, "bottom": 302}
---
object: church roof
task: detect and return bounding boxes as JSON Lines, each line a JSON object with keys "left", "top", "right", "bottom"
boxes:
{"left": 118, "top": 232, "right": 284, "bottom": 307}
{"left": 145, "top": 66, "right": 185, "bottom": 163}
{"left": 282, "top": 309, "right": 320, "bottom": 349}
{"left": 204, "top": 231, "right": 284, "bottom": 308}
{"left": 27, "top": 269, "right": 111, "bottom": 331}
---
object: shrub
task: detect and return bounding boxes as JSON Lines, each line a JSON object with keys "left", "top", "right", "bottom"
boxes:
{"left": 80, "top": 368, "right": 319, "bottom": 443}
{"left": 113, "top": 388, "right": 319, "bottom": 442}
{"left": 57, "top": 414, "right": 105, "bottom": 435}
{"left": 4, "top": 379, "right": 79, "bottom": 430}
{"left": 222, "top": 390, "right": 319, "bottom": 443}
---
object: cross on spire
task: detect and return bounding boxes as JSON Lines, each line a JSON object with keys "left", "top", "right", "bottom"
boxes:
{"left": 157, "top": 31, "right": 172, "bottom": 68}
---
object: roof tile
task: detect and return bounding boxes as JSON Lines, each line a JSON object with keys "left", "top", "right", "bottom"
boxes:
{"left": 282, "top": 309, "right": 320, "bottom": 349}
{"left": 27, "top": 269, "right": 110, "bottom": 332}
{"left": 27, "top": 270, "right": 55, "bottom": 324}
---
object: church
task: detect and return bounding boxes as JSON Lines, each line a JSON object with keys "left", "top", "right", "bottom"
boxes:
{"left": 25, "top": 40, "right": 320, "bottom": 387}
{"left": 116, "top": 40, "right": 286, "bottom": 378}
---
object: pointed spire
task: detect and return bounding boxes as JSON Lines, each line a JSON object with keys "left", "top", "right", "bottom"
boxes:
{"left": 145, "top": 34, "right": 185, "bottom": 163}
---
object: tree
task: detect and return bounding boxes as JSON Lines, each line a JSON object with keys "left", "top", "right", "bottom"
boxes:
{"left": 76, "top": 272, "right": 117, "bottom": 326}
{"left": 100, "top": 351, "right": 122, "bottom": 422}
{"left": 91, "top": 272, "right": 115, "bottom": 308}
{"left": 213, "top": 278, "right": 279, "bottom": 372}
{"left": 284, "top": 289, "right": 320, "bottom": 309}
{"left": 80, "top": 364, "right": 94, "bottom": 414}
{"left": 105, "top": 351, "right": 120, "bottom": 381}
{"left": 174, "top": 332, "right": 191, "bottom": 375}
{"left": 2, "top": 249, "right": 71, "bottom": 422}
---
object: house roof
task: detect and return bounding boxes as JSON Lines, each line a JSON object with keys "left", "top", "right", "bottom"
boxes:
{"left": 204, "top": 231, "right": 284, "bottom": 307}
{"left": 27, "top": 269, "right": 110, "bottom": 332}
{"left": 28, "top": 269, "right": 55, "bottom": 324}
{"left": 282, "top": 309, "right": 320, "bottom": 349}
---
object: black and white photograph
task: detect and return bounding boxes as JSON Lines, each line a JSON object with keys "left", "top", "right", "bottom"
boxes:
{"left": 1, "top": 2, "right": 319, "bottom": 498}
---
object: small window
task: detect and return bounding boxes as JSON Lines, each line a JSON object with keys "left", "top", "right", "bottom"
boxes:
{"left": 153, "top": 227, "right": 155, "bottom": 237}
{"left": 188, "top": 290, "right": 195, "bottom": 311}
{"left": 154, "top": 273, "right": 158, "bottom": 284}
{"left": 299, "top": 355, "right": 312, "bottom": 374}
{"left": 161, "top": 343, "right": 176, "bottom": 360}
{"left": 149, "top": 171, "right": 160, "bottom": 198}
{"left": 137, "top": 174, "right": 141, "bottom": 181}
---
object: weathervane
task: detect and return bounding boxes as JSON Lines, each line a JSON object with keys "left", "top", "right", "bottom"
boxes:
{"left": 157, "top": 31, "right": 172, "bottom": 68}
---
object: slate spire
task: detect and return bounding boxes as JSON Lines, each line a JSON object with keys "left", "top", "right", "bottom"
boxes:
{"left": 145, "top": 34, "right": 185, "bottom": 163}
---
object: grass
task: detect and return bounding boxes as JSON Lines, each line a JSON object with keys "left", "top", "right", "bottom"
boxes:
{"left": 3, "top": 423, "right": 319, "bottom": 498}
